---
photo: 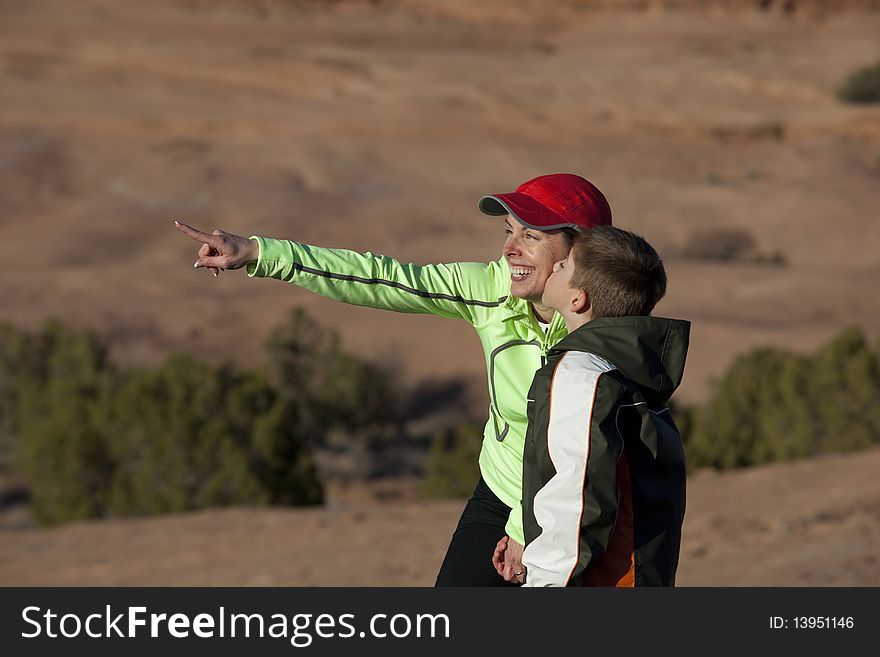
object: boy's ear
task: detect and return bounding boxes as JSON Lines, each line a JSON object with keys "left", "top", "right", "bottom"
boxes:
{"left": 571, "top": 289, "right": 590, "bottom": 314}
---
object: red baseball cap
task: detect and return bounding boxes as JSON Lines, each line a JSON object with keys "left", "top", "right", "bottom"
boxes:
{"left": 478, "top": 173, "right": 612, "bottom": 230}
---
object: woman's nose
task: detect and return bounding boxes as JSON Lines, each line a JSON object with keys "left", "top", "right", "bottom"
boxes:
{"left": 504, "top": 237, "right": 522, "bottom": 256}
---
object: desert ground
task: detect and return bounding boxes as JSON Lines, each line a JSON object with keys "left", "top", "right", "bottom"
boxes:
{"left": 2, "top": 446, "right": 879, "bottom": 586}
{"left": 1, "top": 0, "right": 880, "bottom": 585}
{"left": 2, "top": 0, "right": 879, "bottom": 406}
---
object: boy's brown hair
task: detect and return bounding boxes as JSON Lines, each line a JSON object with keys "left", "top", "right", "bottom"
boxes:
{"left": 569, "top": 226, "right": 667, "bottom": 319}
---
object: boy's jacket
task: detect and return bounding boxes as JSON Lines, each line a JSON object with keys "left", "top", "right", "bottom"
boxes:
{"left": 521, "top": 316, "right": 691, "bottom": 587}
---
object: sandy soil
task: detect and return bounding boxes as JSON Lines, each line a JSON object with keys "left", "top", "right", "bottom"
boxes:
{"left": 2, "top": 447, "right": 879, "bottom": 586}
{"left": 2, "top": 1, "right": 879, "bottom": 410}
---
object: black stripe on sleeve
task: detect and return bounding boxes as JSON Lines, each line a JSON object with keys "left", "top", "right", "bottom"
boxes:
{"left": 292, "top": 262, "right": 508, "bottom": 308}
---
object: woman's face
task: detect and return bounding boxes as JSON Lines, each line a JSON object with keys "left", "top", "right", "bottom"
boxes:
{"left": 502, "top": 216, "right": 571, "bottom": 307}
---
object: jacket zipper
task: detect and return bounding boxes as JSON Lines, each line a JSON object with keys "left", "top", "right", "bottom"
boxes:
{"left": 539, "top": 312, "right": 564, "bottom": 366}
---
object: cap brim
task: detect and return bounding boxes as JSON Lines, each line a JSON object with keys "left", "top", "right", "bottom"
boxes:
{"left": 478, "top": 193, "right": 576, "bottom": 230}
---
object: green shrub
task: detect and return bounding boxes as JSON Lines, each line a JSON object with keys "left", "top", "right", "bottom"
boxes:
{"left": 0, "top": 312, "right": 437, "bottom": 523}
{"left": 264, "top": 307, "right": 402, "bottom": 451}
{"left": 421, "top": 423, "right": 482, "bottom": 499}
{"left": 13, "top": 335, "right": 324, "bottom": 524}
{"left": 93, "top": 356, "right": 322, "bottom": 518}
{"left": 684, "top": 327, "right": 880, "bottom": 470}
{"left": 0, "top": 323, "right": 33, "bottom": 463}
{"left": 2, "top": 308, "right": 416, "bottom": 525}
{"left": 1, "top": 321, "right": 110, "bottom": 465}
{"left": 9, "top": 321, "right": 121, "bottom": 522}
{"left": 838, "top": 60, "right": 880, "bottom": 104}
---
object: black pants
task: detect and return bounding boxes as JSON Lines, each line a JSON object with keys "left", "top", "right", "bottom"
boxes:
{"left": 434, "top": 478, "right": 520, "bottom": 587}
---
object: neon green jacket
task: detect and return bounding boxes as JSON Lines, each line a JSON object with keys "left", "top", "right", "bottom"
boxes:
{"left": 247, "top": 237, "right": 569, "bottom": 544}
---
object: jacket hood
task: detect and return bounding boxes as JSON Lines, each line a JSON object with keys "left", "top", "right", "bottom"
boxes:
{"left": 549, "top": 316, "right": 691, "bottom": 405}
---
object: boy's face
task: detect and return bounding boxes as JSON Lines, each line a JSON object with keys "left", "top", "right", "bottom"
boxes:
{"left": 541, "top": 251, "right": 579, "bottom": 312}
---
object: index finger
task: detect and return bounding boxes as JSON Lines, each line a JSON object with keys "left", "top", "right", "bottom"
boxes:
{"left": 174, "top": 220, "right": 223, "bottom": 247}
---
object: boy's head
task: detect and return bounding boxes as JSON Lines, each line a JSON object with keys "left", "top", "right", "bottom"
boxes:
{"left": 542, "top": 226, "right": 667, "bottom": 321}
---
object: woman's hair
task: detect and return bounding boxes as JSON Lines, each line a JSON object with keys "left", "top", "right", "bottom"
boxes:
{"left": 569, "top": 226, "right": 667, "bottom": 319}
{"left": 560, "top": 227, "right": 580, "bottom": 249}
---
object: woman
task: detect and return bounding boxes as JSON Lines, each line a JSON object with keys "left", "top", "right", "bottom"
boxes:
{"left": 175, "top": 173, "right": 612, "bottom": 585}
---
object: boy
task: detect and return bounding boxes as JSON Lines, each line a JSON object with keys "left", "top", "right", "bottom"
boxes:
{"left": 493, "top": 226, "right": 690, "bottom": 586}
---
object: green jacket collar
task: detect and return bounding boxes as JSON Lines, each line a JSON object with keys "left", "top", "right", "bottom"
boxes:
{"left": 499, "top": 295, "right": 566, "bottom": 336}
{"left": 500, "top": 294, "right": 531, "bottom": 322}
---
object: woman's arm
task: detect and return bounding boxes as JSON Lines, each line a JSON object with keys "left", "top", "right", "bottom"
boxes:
{"left": 246, "top": 236, "right": 508, "bottom": 324}
{"left": 175, "top": 221, "right": 509, "bottom": 325}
